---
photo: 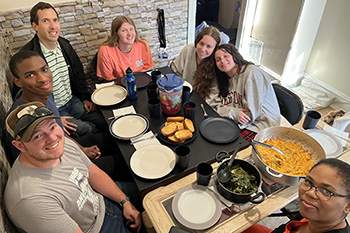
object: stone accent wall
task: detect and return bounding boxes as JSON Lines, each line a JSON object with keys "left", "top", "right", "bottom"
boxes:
{"left": 0, "top": 32, "right": 13, "bottom": 131}
{"left": 0, "top": 0, "right": 188, "bottom": 82}
{"left": 0, "top": 32, "right": 18, "bottom": 233}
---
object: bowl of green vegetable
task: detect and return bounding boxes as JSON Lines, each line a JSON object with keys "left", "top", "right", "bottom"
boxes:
{"left": 216, "top": 159, "right": 266, "bottom": 204}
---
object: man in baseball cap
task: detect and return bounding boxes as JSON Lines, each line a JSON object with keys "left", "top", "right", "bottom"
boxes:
{"left": 6, "top": 101, "right": 59, "bottom": 143}
{"left": 4, "top": 101, "right": 141, "bottom": 233}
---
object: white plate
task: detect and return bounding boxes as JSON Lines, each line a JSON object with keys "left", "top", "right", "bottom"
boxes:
{"left": 130, "top": 144, "right": 176, "bottom": 179}
{"left": 306, "top": 129, "right": 343, "bottom": 158}
{"left": 183, "top": 81, "right": 193, "bottom": 93}
{"left": 109, "top": 114, "right": 149, "bottom": 140}
{"left": 91, "top": 85, "right": 127, "bottom": 106}
{"left": 172, "top": 185, "right": 222, "bottom": 230}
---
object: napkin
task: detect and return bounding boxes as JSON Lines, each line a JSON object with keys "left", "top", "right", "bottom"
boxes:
{"left": 333, "top": 111, "right": 350, "bottom": 132}
{"left": 130, "top": 131, "right": 160, "bottom": 150}
{"left": 323, "top": 124, "right": 349, "bottom": 147}
{"left": 95, "top": 81, "right": 114, "bottom": 90}
{"left": 112, "top": 105, "right": 136, "bottom": 118}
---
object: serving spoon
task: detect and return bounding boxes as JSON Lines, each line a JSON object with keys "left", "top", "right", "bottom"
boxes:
{"left": 250, "top": 138, "right": 286, "bottom": 156}
{"left": 217, "top": 142, "right": 241, "bottom": 183}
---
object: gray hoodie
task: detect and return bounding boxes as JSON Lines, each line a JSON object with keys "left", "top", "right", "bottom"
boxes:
{"left": 206, "top": 65, "right": 281, "bottom": 132}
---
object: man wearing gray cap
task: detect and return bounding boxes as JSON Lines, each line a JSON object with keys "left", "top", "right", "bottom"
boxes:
{"left": 4, "top": 102, "right": 141, "bottom": 233}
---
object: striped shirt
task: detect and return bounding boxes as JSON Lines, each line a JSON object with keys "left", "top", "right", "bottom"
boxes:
{"left": 40, "top": 42, "right": 72, "bottom": 108}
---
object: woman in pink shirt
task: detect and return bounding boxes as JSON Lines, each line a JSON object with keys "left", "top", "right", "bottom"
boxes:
{"left": 97, "top": 16, "right": 154, "bottom": 81}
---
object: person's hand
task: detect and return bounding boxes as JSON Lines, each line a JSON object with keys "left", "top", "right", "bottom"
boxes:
{"left": 123, "top": 202, "right": 141, "bottom": 233}
{"left": 238, "top": 109, "right": 251, "bottom": 125}
{"left": 82, "top": 145, "right": 101, "bottom": 159}
{"left": 83, "top": 100, "right": 96, "bottom": 113}
{"left": 61, "top": 116, "right": 78, "bottom": 135}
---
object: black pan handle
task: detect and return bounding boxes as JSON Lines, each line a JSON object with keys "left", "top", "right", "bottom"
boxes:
{"left": 215, "top": 150, "right": 230, "bottom": 163}
{"left": 249, "top": 191, "right": 266, "bottom": 204}
{"left": 215, "top": 143, "right": 241, "bottom": 163}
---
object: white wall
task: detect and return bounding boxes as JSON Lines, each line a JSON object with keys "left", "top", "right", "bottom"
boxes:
{"left": 281, "top": 0, "right": 326, "bottom": 86}
{"left": 250, "top": 0, "right": 303, "bottom": 76}
{"left": 305, "top": 0, "right": 350, "bottom": 98}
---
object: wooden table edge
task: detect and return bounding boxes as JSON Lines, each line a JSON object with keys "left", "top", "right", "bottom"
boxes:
{"left": 143, "top": 139, "right": 350, "bottom": 233}
{"left": 142, "top": 147, "right": 294, "bottom": 232}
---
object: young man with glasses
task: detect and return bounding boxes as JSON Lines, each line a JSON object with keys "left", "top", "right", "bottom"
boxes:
{"left": 4, "top": 102, "right": 141, "bottom": 233}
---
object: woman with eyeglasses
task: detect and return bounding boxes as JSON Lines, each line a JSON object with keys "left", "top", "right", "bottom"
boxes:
{"left": 243, "top": 158, "right": 350, "bottom": 233}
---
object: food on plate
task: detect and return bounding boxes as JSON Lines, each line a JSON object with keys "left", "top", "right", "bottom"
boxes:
{"left": 167, "top": 116, "right": 185, "bottom": 122}
{"left": 175, "top": 129, "right": 193, "bottom": 141}
{"left": 257, "top": 139, "right": 315, "bottom": 176}
{"left": 183, "top": 118, "right": 194, "bottom": 132}
{"left": 168, "top": 135, "right": 185, "bottom": 144}
{"left": 161, "top": 122, "right": 177, "bottom": 136}
{"left": 224, "top": 164, "right": 258, "bottom": 194}
{"left": 161, "top": 117, "right": 195, "bottom": 143}
{"left": 175, "top": 121, "right": 184, "bottom": 130}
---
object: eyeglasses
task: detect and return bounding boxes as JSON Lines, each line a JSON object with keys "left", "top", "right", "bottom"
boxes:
{"left": 14, "top": 106, "right": 53, "bottom": 139}
{"left": 299, "top": 178, "right": 350, "bottom": 201}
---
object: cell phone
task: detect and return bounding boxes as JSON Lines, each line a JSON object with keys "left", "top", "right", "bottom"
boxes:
{"left": 169, "top": 226, "right": 191, "bottom": 233}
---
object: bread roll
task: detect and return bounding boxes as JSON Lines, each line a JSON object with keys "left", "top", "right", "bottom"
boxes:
{"left": 167, "top": 135, "right": 185, "bottom": 144}
{"left": 167, "top": 116, "right": 185, "bottom": 122}
{"left": 175, "top": 129, "right": 193, "bottom": 141}
{"left": 175, "top": 121, "right": 184, "bottom": 130}
{"left": 161, "top": 122, "right": 177, "bottom": 136}
{"left": 183, "top": 118, "right": 195, "bottom": 133}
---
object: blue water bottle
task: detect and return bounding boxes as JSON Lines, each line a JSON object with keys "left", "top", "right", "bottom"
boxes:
{"left": 125, "top": 67, "right": 137, "bottom": 100}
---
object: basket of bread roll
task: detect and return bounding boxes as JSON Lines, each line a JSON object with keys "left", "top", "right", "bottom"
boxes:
{"left": 158, "top": 116, "right": 196, "bottom": 145}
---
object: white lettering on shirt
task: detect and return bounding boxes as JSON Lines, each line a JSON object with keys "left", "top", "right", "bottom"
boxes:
{"left": 69, "top": 167, "right": 99, "bottom": 213}
{"left": 135, "top": 59, "right": 144, "bottom": 68}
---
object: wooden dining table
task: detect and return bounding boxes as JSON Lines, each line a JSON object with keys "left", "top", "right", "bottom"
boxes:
{"left": 98, "top": 67, "right": 249, "bottom": 196}
{"left": 142, "top": 115, "right": 350, "bottom": 233}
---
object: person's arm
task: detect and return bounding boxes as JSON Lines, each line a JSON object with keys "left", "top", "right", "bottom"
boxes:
{"left": 66, "top": 135, "right": 101, "bottom": 159}
{"left": 83, "top": 100, "right": 96, "bottom": 112}
{"left": 60, "top": 116, "right": 78, "bottom": 135}
{"left": 207, "top": 91, "right": 242, "bottom": 121}
{"left": 88, "top": 163, "right": 141, "bottom": 232}
{"left": 244, "top": 67, "right": 269, "bottom": 123}
{"left": 96, "top": 46, "right": 117, "bottom": 81}
{"left": 141, "top": 41, "right": 154, "bottom": 71}
{"left": 171, "top": 45, "right": 191, "bottom": 77}
{"left": 60, "top": 37, "right": 91, "bottom": 102}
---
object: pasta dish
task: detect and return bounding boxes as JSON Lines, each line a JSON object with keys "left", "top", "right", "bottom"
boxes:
{"left": 256, "top": 139, "right": 315, "bottom": 176}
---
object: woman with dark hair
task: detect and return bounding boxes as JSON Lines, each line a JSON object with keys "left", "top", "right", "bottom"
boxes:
{"left": 171, "top": 26, "right": 221, "bottom": 98}
{"left": 244, "top": 158, "right": 350, "bottom": 233}
{"left": 97, "top": 16, "right": 153, "bottom": 81}
{"left": 208, "top": 43, "right": 280, "bottom": 132}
